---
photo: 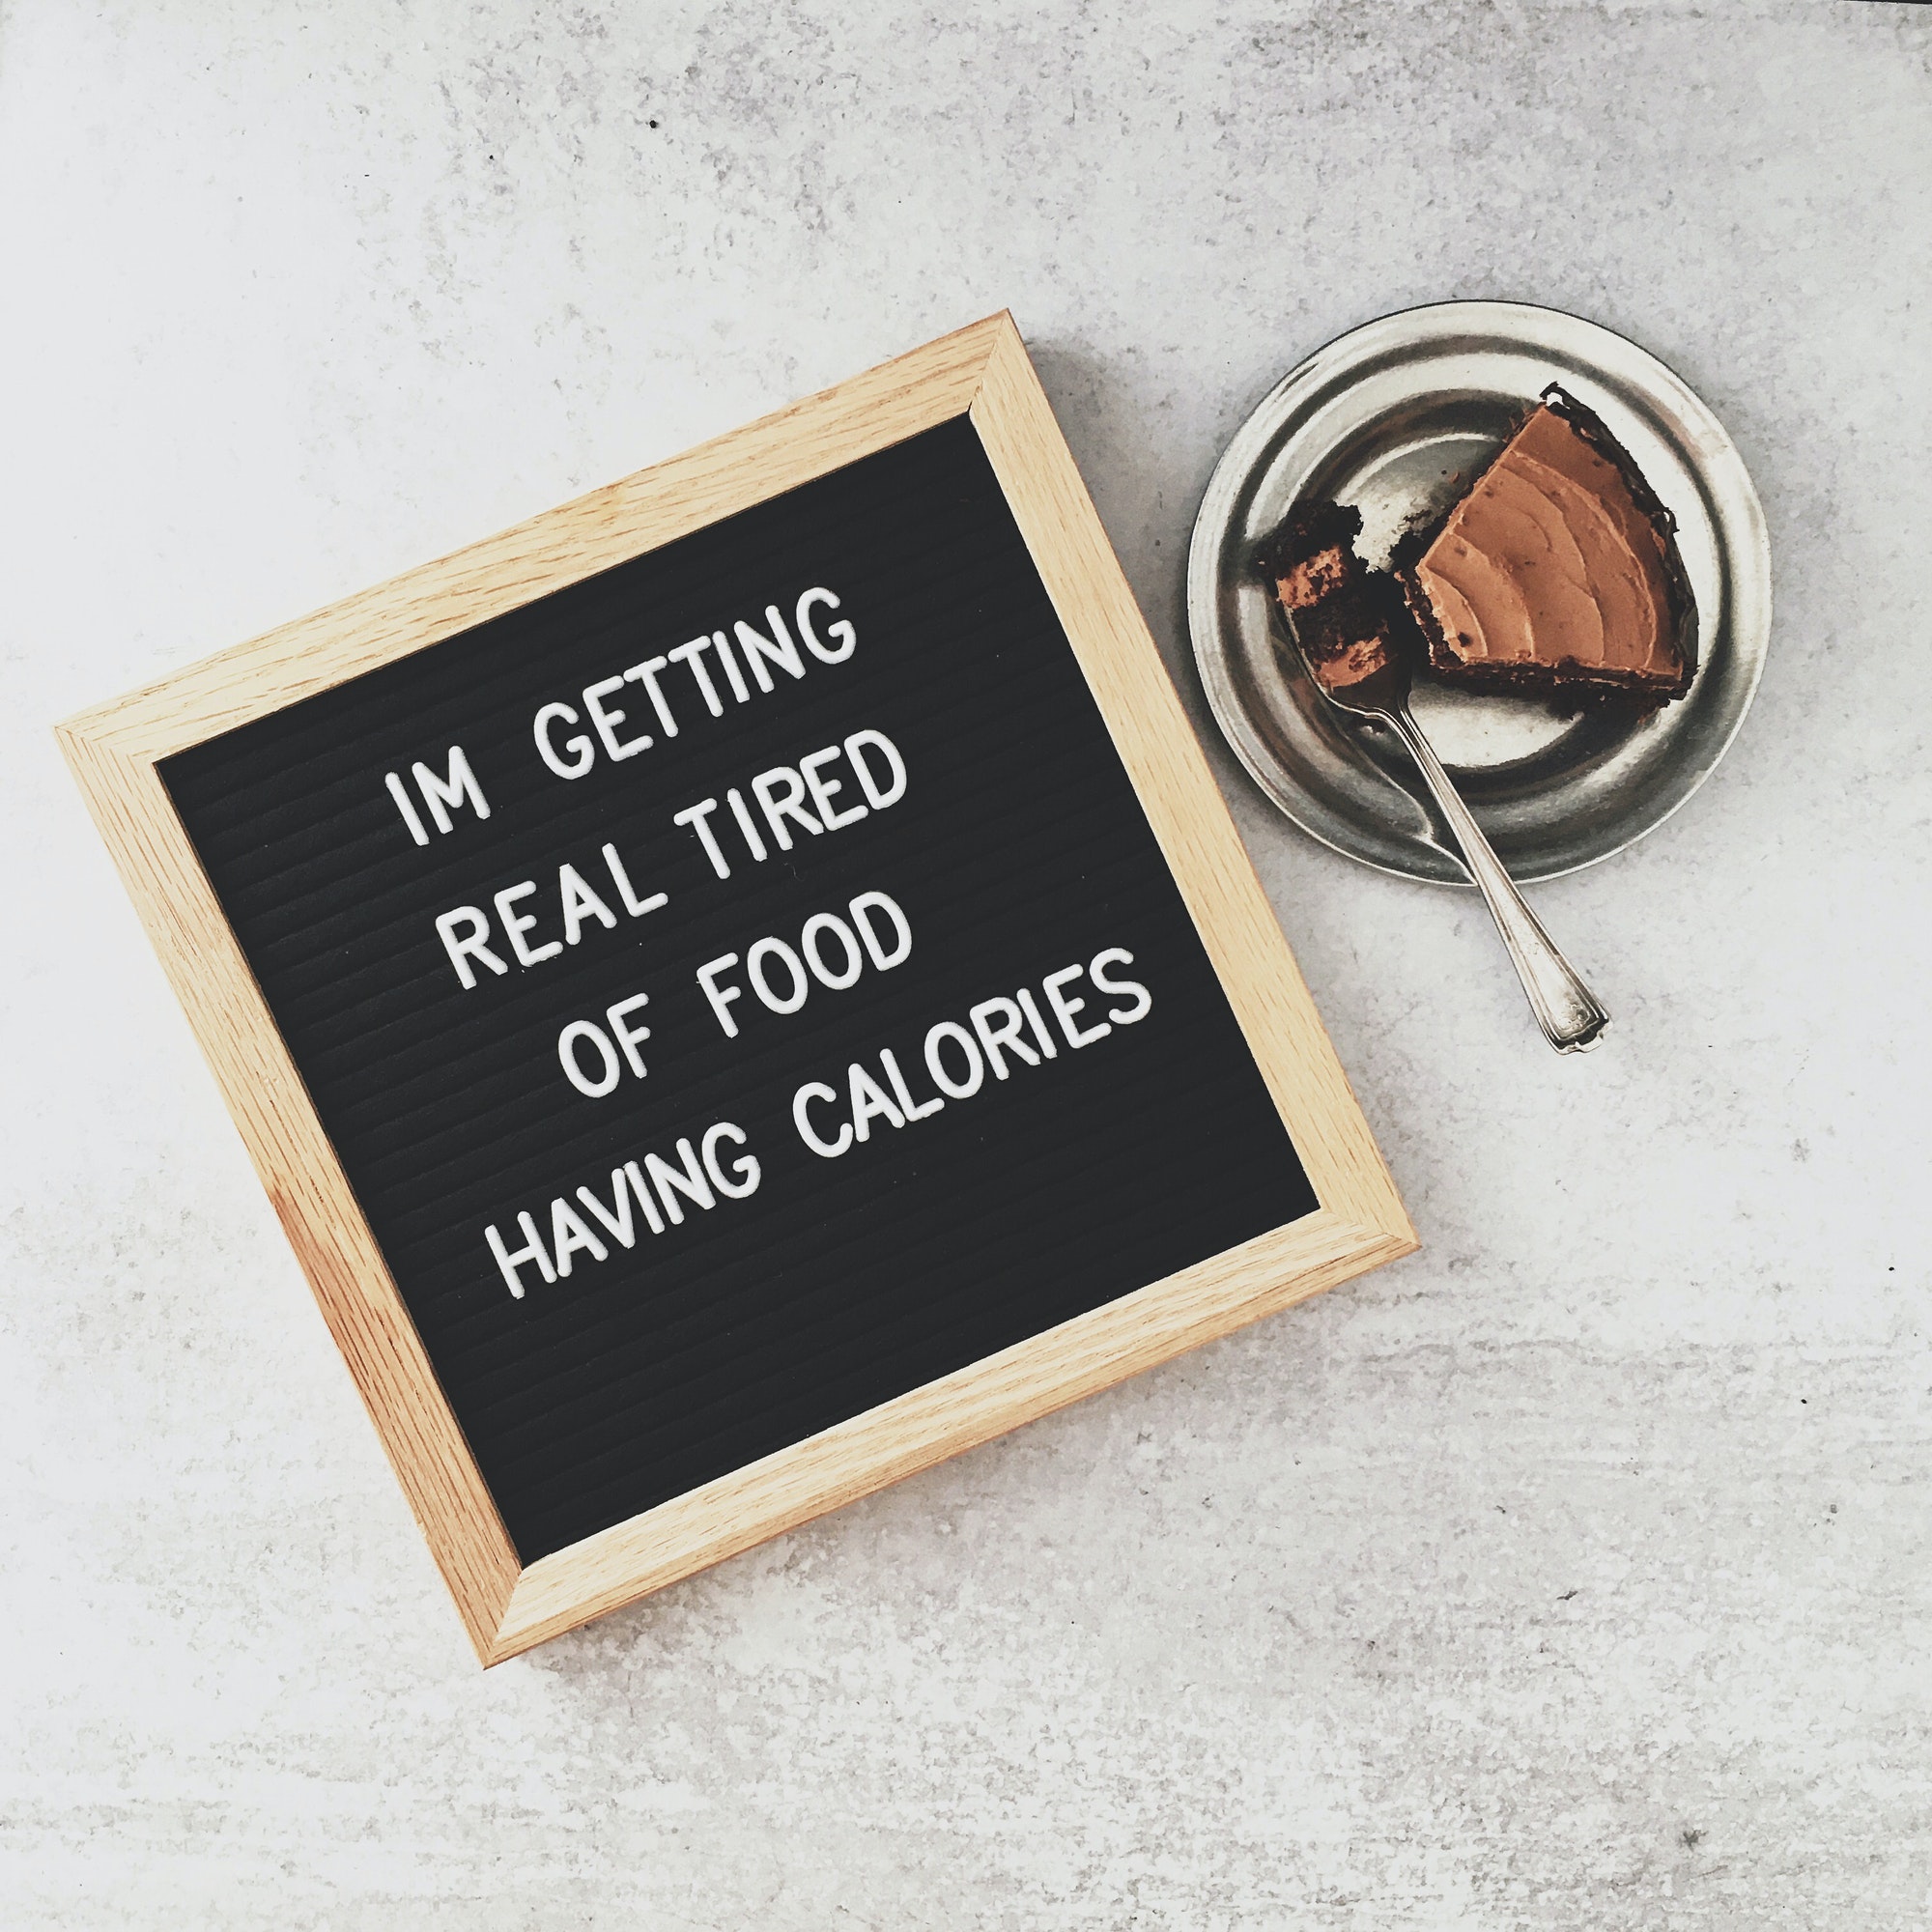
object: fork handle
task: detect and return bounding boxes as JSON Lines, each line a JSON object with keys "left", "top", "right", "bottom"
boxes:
{"left": 1382, "top": 702, "right": 1610, "bottom": 1054}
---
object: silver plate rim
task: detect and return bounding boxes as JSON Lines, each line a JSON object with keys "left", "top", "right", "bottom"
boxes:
{"left": 1186, "top": 299, "right": 1774, "bottom": 887}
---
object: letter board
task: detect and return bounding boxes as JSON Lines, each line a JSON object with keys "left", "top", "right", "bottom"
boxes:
{"left": 59, "top": 316, "right": 1414, "bottom": 1662}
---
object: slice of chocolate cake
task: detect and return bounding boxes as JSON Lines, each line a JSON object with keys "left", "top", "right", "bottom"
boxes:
{"left": 1399, "top": 386, "right": 1695, "bottom": 701}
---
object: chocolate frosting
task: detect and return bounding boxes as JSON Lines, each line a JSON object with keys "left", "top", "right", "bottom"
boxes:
{"left": 1409, "top": 401, "right": 1687, "bottom": 688}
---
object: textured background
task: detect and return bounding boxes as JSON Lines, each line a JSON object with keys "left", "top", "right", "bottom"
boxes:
{"left": 3, "top": 2, "right": 1929, "bottom": 1925}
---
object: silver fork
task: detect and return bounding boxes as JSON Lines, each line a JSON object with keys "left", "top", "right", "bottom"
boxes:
{"left": 1291, "top": 632, "right": 1611, "bottom": 1054}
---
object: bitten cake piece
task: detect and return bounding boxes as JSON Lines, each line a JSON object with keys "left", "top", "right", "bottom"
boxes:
{"left": 1400, "top": 386, "right": 1696, "bottom": 702}
{"left": 1294, "top": 579, "right": 1415, "bottom": 693}
{"left": 1257, "top": 499, "right": 1425, "bottom": 694}
{"left": 1256, "top": 501, "right": 1364, "bottom": 612}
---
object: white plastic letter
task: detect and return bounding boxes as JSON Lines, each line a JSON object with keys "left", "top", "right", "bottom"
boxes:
{"left": 1090, "top": 949, "right": 1152, "bottom": 1025}
{"left": 843, "top": 730, "right": 906, "bottom": 810}
{"left": 1016, "top": 987, "right": 1060, "bottom": 1061}
{"left": 550, "top": 1197, "right": 609, "bottom": 1275}
{"left": 924, "top": 1021, "right": 984, "bottom": 1099}
{"left": 436, "top": 906, "right": 509, "bottom": 989}
{"left": 793, "top": 1082, "right": 852, "bottom": 1158}
{"left": 583, "top": 674, "right": 652, "bottom": 761}
{"left": 558, "top": 863, "right": 617, "bottom": 946}
{"left": 602, "top": 843, "right": 668, "bottom": 918}
{"left": 495, "top": 881, "right": 561, "bottom": 967}
{"left": 623, "top": 657, "right": 679, "bottom": 738}
{"left": 646, "top": 1140, "right": 715, "bottom": 1224}
{"left": 1044, "top": 964, "right": 1112, "bottom": 1048}
{"left": 606, "top": 992, "right": 652, "bottom": 1079}
{"left": 848, "top": 1063, "right": 905, "bottom": 1143}
{"left": 725, "top": 789, "right": 768, "bottom": 864}
{"left": 801, "top": 912, "right": 864, "bottom": 989}
{"left": 734, "top": 608, "right": 805, "bottom": 691}
{"left": 673, "top": 798, "right": 732, "bottom": 879}
{"left": 696, "top": 954, "right": 744, "bottom": 1037}
{"left": 534, "top": 703, "right": 595, "bottom": 781}
{"left": 796, "top": 587, "right": 857, "bottom": 663}
{"left": 801, "top": 745, "right": 868, "bottom": 831}
{"left": 849, "top": 891, "right": 912, "bottom": 971}
{"left": 750, "top": 766, "right": 822, "bottom": 850}
{"left": 701, "top": 1122, "right": 761, "bottom": 1199}
{"left": 668, "top": 638, "right": 724, "bottom": 717}
{"left": 412, "top": 746, "right": 492, "bottom": 830}
{"left": 486, "top": 1212, "right": 555, "bottom": 1299}
{"left": 880, "top": 1047, "right": 945, "bottom": 1122}
{"left": 576, "top": 1172, "right": 638, "bottom": 1250}
{"left": 710, "top": 631, "right": 751, "bottom": 703}
{"left": 557, "top": 1020, "right": 621, "bottom": 1097}
{"left": 747, "top": 936, "right": 809, "bottom": 1014}
{"left": 969, "top": 997, "right": 1038, "bottom": 1080}
{"left": 385, "top": 772, "right": 430, "bottom": 846}
{"left": 621, "top": 1160, "right": 668, "bottom": 1236}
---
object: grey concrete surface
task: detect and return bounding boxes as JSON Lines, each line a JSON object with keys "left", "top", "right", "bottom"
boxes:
{"left": 4, "top": 2, "right": 1930, "bottom": 1924}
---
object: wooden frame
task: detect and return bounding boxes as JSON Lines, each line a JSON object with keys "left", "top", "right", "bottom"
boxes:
{"left": 58, "top": 314, "right": 1416, "bottom": 1664}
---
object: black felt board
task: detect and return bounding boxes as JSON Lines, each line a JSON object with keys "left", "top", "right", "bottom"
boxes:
{"left": 162, "top": 418, "right": 1317, "bottom": 1563}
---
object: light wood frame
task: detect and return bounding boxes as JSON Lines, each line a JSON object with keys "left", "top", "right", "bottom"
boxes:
{"left": 58, "top": 314, "right": 1416, "bottom": 1665}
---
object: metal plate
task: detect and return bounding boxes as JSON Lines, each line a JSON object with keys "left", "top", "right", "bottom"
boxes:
{"left": 1187, "top": 301, "right": 1772, "bottom": 885}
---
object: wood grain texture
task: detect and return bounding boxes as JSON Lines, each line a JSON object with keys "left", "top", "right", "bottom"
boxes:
{"left": 58, "top": 313, "right": 1414, "bottom": 1665}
